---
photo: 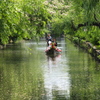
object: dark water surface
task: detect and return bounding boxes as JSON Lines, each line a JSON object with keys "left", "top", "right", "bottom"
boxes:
{"left": 0, "top": 39, "right": 100, "bottom": 100}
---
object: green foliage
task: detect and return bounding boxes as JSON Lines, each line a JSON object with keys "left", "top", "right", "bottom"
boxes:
{"left": 47, "top": 0, "right": 100, "bottom": 46}
{"left": 96, "top": 45, "right": 100, "bottom": 50}
{"left": 0, "top": 0, "right": 100, "bottom": 46}
{"left": 0, "top": 0, "right": 51, "bottom": 44}
{"left": 72, "top": 37, "right": 79, "bottom": 44}
{"left": 97, "top": 55, "right": 100, "bottom": 59}
{"left": 75, "top": 26, "right": 100, "bottom": 45}
{"left": 51, "top": 18, "right": 63, "bottom": 36}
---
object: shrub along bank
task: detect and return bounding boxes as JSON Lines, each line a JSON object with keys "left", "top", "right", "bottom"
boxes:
{"left": 66, "top": 35, "right": 100, "bottom": 62}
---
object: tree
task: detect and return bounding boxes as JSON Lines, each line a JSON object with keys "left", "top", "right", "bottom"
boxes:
{"left": 44, "top": 0, "right": 100, "bottom": 45}
{"left": 0, "top": 0, "right": 51, "bottom": 44}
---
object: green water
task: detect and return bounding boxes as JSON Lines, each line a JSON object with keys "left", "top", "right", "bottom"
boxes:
{"left": 0, "top": 39, "right": 100, "bottom": 100}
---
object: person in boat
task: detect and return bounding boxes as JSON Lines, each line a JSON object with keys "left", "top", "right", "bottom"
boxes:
{"left": 52, "top": 38, "right": 57, "bottom": 47}
{"left": 47, "top": 38, "right": 57, "bottom": 49}
{"left": 51, "top": 38, "right": 58, "bottom": 49}
{"left": 45, "top": 40, "right": 52, "bottom": 52}
{"left": 45, "top": 38, "right": 55, "bottom": 52}
{"left": 46, "top": 34, "right": 52, "bottom": 46}
{"left": 51, "top": 38, "right": 62, "bottom": 52}
{"left": 45, "top": 38, "right": 62, "bottom": 52}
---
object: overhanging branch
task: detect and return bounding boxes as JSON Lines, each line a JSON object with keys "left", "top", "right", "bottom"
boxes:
{"left": 76, "top": 22, "right": 100, "bottom": 30}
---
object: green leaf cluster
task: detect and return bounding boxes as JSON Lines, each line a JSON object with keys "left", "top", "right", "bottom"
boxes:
{"left": 46, "top": 0, "right": 100, "bottom": 45}
{"left": 0, "top": 0, "right": 51, "bottom": 44}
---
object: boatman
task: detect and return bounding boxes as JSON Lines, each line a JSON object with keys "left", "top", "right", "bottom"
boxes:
{"left": 46, "top": 34, "right": 52, "bottom": 46}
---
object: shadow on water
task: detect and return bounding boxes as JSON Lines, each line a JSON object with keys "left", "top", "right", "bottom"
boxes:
{"left": 46, "top": 53, "right": 61, "bottom": 61}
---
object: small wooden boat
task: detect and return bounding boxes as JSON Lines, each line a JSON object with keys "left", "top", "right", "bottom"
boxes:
{"left": 45, "top": 47, "right": 62, "bottom": 56}
{"left": 45, "top": 40, "right": 62, "bottom": 56}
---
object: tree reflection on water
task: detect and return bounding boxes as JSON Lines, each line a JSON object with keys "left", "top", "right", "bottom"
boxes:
{"left": 44, "top": 54, "right": 70, "bottom": 100}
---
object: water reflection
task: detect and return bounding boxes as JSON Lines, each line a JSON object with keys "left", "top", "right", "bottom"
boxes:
{"left": 1, "top": 39, "right": 100, "bottom": 100}
{"left": 47, "top": 54, "right": 61, "bottom": 65}
{"left": 44, "top": 53, "right": 70, "bottom": 100}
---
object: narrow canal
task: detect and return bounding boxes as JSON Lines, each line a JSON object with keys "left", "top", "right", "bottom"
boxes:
{"left": 0, "top": 38, "right": 100, "bottom": 100}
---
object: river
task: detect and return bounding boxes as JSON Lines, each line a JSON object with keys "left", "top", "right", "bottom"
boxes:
{"left": 0, "top": 38, "right": 100, "bottom": 100}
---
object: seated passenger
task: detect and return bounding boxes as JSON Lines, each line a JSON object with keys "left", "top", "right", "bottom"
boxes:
{"left": 52, "top": 39, "right": 57, "bottom": 47}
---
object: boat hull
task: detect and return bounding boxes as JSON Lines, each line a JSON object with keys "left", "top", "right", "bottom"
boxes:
{"left": 45, "top": 48, "right": 60, "bottom": 56}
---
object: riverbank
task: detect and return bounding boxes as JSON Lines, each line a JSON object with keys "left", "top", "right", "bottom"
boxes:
{"left": 65, "top": 35, "right": 100, "bottom": 62}
{"left": 0, "top": 45, "right": 3, "bottom": 49}
{"left": 0, "top": 40, "right": 25, "bottom": 50}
